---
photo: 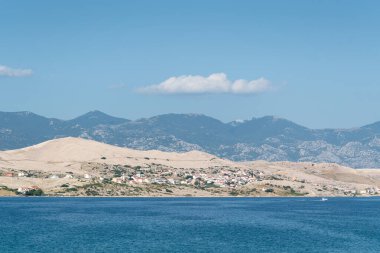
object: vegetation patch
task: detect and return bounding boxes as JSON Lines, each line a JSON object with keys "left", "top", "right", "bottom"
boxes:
{"left": 24, "top": 189, "right": 44, "bottom": 196}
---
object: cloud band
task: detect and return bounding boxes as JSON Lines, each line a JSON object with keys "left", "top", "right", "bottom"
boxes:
{"left": 0, "top": 65, "right": 33, "bottom": 77}
{"left": 137, "top": 73, "right": 272, "bottom": 94}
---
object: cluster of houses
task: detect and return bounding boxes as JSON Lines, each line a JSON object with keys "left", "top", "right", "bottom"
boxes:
{"left": 2, "top": 164, "right": 380, "bottom": 196}
{"left": 340, "top": 187, "right": 379, "bottom": 196}
{"left": 314, "top": 184, "right": 380, "bottom": 196}
{"left": 104, "top": 166, "right": 380, "bottom": 195}
{"left": 16, "top": 186, "right": 41, "bottom": 194}
{"left": 111, "top": 174, "right": 150, "bottom": 184}
{"left": 107, "top": 168, "right": 260, "bottom": 189}
{"left": 360, "top": 187, "right": 379, "bottom": 195}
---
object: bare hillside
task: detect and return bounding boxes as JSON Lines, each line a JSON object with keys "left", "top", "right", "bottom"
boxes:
{"left": 1, "top": 137, "right": 380, "bottom": 197}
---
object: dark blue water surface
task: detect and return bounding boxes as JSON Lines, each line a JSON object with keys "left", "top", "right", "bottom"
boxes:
{"left": 1, "top": 197, "right": 380, "bottom": 253}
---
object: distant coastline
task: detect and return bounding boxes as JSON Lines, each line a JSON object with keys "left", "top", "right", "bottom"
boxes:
{"left": 1, "top": 137, "right": 380, "bottom": 198}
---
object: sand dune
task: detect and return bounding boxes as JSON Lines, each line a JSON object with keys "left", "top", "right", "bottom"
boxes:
{"left": 0, "top": 137, "right": 236, "bottom": 173}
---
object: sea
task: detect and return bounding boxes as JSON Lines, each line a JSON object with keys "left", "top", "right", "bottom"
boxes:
{"left": 0, "top": 197, "right": 379, "bottom": 253}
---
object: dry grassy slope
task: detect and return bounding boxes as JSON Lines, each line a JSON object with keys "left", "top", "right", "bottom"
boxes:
{"left": 246, "top": 161, "right": 380, "bottom": 187}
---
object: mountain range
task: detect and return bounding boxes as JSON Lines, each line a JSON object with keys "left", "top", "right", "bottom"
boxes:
{"left": 1, "top": 110, "right": 380, "bottom": 168}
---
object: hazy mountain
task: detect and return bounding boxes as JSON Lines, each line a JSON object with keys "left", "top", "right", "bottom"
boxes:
{"left": 1, "top": 110, "right": 380, "bottom": 168}
{"left": 68, "top": 110, "right": 129, "bottom": 128}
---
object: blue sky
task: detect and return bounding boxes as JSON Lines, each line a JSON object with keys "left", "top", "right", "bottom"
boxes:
{"left": 0, "top": 0, "right": 379, "bottom": 128}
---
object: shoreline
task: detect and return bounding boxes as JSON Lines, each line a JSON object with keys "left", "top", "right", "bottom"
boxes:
{"left": 1, "top": 194, "right": 378, "bottom": 198}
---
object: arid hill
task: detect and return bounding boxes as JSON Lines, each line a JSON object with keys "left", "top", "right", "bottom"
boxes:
{"left": 1, "top": 137, "right": 380, "bottom": 197}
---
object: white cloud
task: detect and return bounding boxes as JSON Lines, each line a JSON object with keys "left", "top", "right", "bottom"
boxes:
{"left": 138, "top": 73, "right": 272, "bottom": 94}
{"left": 230, "top": 77, "right": 271, "bottom": 94}
{"left": 0, "top": 65, "right": 33, "bottom": 77}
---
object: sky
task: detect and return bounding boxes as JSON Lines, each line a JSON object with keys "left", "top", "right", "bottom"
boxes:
{"left": 0, "top": 0, "right": 379, "bottom": 129}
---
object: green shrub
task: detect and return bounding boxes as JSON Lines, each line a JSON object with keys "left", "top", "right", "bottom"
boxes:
{"left": 66, "top": 187, "right": 78, "bottom": 192}
{"left": 25, "top": 189, "right": 44, "bottom": 196}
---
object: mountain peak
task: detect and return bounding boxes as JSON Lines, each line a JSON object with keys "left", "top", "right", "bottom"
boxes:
{"left": 70, "top": 111, "right": 128, "bottom": 127}
{"left": 78, "top": 110, "right": 111, "bottom": 118}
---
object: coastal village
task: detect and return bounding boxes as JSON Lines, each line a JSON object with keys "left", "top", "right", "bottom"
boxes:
{"left": 1, "top": 138, "right": 380, "bottom": 197}
{"left": 1, "top": 159, "right": 379, "bottom": 197}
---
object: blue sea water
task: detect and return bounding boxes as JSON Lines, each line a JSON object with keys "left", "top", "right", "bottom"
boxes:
{"left": 1, "top": 197, "right": 380, "bottom": 253}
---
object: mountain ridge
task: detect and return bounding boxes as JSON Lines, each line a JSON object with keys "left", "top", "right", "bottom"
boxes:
{"left": 1, "top": 110, "right": 380, "bottom": 168}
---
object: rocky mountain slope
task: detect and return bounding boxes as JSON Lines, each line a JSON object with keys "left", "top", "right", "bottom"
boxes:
{"left": 1, "top": 111, "right": 380, "bottom": 168}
